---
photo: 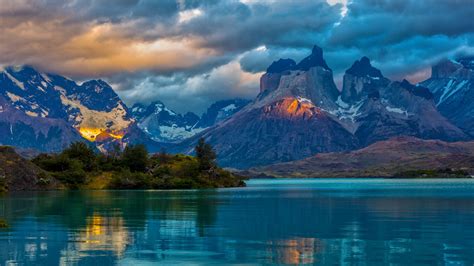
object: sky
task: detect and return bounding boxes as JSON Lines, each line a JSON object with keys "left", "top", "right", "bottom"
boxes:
{"left": 1, "top": 0, "right": 473, "bottom": 114}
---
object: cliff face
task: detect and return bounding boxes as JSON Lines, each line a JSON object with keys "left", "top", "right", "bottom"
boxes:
{"left": 420, "top": 57, "right": 474, "bottom": 136}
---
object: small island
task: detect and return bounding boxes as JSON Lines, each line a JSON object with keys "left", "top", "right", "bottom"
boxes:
{"left": 0, "top": 139, "right": 245, "bottom": 192}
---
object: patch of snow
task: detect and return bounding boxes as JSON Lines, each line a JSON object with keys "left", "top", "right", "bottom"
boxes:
{"left": 296, "top": 96, "right": 312, "bottom": 104}
{"left": 437, "top": 79, "right": 454, "bottom": 105}
{"left": 439, "top": 80, "right": 469, "bottom": 104}
{"left": 335, "top": 96, "right": 349, "bottom": 108}
{"left": 386, "top": 106, "right": 408, "bottom": 116}
{"left": 153, "top": 103, "right": 176, "bottom": 116}
{"left": 25, "top": 111, "right": 39, "bottom": 117}
{"left": 221, "top": 104, "right": 237, "bottom": 112}
{"left": 4, "top": 71, "right": 25, "bottom": 90}
{"left": 41, "top": 74, "right": 51, "bottom": 83}
{"left": 328, "top": 100, "right": 364, "bottom": 122}
{"left": 157, "top": 125, "right": 206, "bottom": 142}
{"left": 132, "top": 106, "right": 144, "bottom": 113}
{"left": 94, "top": 85, "right": 103, "bottom": 93}
{"left": 6, "top": 92, "right": 22, "bottom": 102}
{"left": 54, "top": 86, "right": 66, "bottom": 94}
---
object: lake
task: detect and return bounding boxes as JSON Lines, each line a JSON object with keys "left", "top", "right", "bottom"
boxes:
{"left": 1, "top": 178, "right": 473, "bottom": 265}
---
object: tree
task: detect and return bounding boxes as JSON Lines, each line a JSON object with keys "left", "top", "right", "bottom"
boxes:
{"left": 195, "top": 138, "right": 216, "bottom": 171}
{"left": 156, "top": 147, "right": 170, "bottom": 164}
{"left": 61, "top": 142, "right": 97, "bottom": 171}
{"left": 121, "top": 144, "right": 149, "bottom": 172}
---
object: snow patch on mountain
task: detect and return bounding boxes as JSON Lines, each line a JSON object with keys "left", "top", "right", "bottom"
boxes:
{"left": 4, "top": 70, "right": 25, "bottom": 90}
{"left": 335, "top": 96, "right": 349, "bottom": 108}
{"left": 328, "top": 100, "right": 364, "bottom": 122}
{"left": 386, "top": 106, "right": 408, "bottom": 116}
{"left": 222, "top": 104, "right": 237, "bottom": 112}
{"left": 438, "top": 80, "right": 469, "bottom": 105}
{"left": 158, "top": 125, "right": 206, "bottom": 142}
{"left": 296, "top": 96, "right": 313, "bottom": 104}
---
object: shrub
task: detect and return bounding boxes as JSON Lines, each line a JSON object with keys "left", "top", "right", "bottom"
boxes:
{"left": 61, "top": 142, "right": 97, "bottom": 171}
{"left": 121, "top": 144, "right": 149, "bottom": 172}
{"left": 109, "top": 169, "right": 150, "bottom": 189}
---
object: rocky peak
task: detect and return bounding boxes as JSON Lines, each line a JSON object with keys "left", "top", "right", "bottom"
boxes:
{"left": 341, "top": 57, "right": 387, "bottom": 103}
{"left": 345, "top": 56, "right": 383, "bottom": 78}
{"left": 72, "top": 79, "right": 123, "bottom": 112}
{"left": 399, "top": 79, "right": 433, "bottom": 100}
{"left": 266, "top": 58, "right": 296, "bottom": 73}
{"left": 295, "top": 45, "right": 330, "bottom": 71}
{"left": 457, "top": 56, "right": 474, "bottom": 69}
{"left": 431, "top": 59, "right": 473, "bottom": 79}
{"left": 130, "top": 103, "right": 147, "bottom": 118}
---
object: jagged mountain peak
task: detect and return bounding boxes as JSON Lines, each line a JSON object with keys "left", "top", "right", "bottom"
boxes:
{"left": 345, "top": 56, "right": 383, "bottom": 78}
{"left": 457, "top": 56, "right": 474, "bottom": 69}
{"left": 341, "top": 57, "right": 387, "bottom": 103}
{"left": 431, "top": 58, "right": 473, "bottom": 79}
{"left": 398, "top": 79, "right": 433, "bottom": 100}
{"left": 295, "top": 45, "right": 330, "bottom": 71}
{"left": 266, "top": 58, "right": 296, "bottom": 73}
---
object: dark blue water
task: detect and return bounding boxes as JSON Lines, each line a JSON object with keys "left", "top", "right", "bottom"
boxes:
{"left": 0, "top": 178, "right": 473, "bottom": 265}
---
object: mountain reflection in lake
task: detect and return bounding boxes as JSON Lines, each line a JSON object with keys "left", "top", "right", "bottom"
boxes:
{"left": 1, "top": 179, "right": 474, "bottom": 265}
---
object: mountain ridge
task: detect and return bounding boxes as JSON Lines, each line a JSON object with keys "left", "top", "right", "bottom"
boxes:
{"left": 174, "top": 47, "right": 470, "bottom": 168}
{"left": 248, "top": 137, "right": 474, "bottom": 178}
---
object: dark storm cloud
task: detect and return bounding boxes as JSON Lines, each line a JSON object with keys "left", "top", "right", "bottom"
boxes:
{"left": 0, "top": 0, "right": 472, "bottom": 113}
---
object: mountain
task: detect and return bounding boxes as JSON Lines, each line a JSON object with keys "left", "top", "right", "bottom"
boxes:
{"left": 338, "top": 57, "right": 466, "bottom": 146}
{"left": 176, "top": 46, "right": 467, "bottom": 168}
{"left": 0, "top": 65, "right": 155, "bottom": 152}
{"left": 131, "top": 99, "right": 249, "bottom": 142}
{"left": 130, "top": 101, "right": 202, "bottom": 143}
{"left": 248, "top": 137, "right": 474, "bottom": 178}
{"left": 196, "top": 99, "right": 250, "bottom": 128}
{"left": 420, "top": 57, "right": 474, "bottom": 136}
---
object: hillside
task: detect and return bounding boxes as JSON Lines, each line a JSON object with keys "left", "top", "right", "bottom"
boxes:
{"left": 248, "top": 137, "right": 474, "bottom": 178}
{"left": 0, "top": 146, "right": 61, "bottom": 191}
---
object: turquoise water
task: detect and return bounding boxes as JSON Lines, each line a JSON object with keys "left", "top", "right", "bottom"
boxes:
{"left": 0, "top": 178, "right": 473, "bottom": 265}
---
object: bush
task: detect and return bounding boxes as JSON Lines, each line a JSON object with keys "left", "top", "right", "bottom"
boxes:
{"left": 109, "top": 169, "right": 151, "bottom": 189}
{"left": 54, "top": 159, "right": 87, "bottom": 186}
{"left": 62, "top": 142, "right": 97, "bottom": 171}
{"left": 121, "top": 144, "right": 149, "bottom": 172}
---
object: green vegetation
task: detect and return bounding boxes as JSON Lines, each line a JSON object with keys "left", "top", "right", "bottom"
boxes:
{"left": 31, "top": 138, "right": 245, "bottom": 189}
{"left": 393, "top": 168, "right": 471, "bottom": 178}
{"left": 0, "top": 219, "right": 8, "bottom": 228}
{"left": 0, "top": 171, "right": 6, "bottom": 193}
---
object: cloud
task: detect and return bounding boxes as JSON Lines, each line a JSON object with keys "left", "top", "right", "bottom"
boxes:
{"left": 118, "top": 60, "right": 261, "bottom": 114}
{"left": 0, "top": 0, "right": 473, "bottom": 113}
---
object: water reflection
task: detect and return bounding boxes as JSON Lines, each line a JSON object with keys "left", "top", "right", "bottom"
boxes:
{"left": 0, "top": 179, "right": 473, "bottom": 265}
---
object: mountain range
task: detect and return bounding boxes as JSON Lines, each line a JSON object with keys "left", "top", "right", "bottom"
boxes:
{"left": 130, "top": 99, "right": 249, "bottom": 143}
{"left": 175, "top": 46, "right": 471, "bottom": 168}
{"left": 0, "top": 65, "right": 248, "bottom": 152}
{"left": 1, "top": 46, "right": 473, "bottom": 169}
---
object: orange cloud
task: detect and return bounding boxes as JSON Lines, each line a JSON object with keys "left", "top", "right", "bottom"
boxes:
{"left": 0, "top": 17, "right": 219, "bottom": 78}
